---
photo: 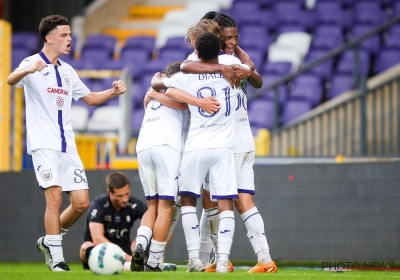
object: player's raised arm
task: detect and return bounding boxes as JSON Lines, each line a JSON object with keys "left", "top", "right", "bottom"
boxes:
{"left": 165, "top": 88, "right": 220, "bottom": 114}
{"left": 82, "top": 80, "right": 126, "bottom": 106}
{"left": 7, "top": 60, "right": 48, "bottom": 86}
{"left": 234, "top": 46, "right": 263, "bottom": 88}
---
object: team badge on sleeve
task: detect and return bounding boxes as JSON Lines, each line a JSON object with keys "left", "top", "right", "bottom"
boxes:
{"left": 42, "top": 169, "right": 52, "bottom": 181}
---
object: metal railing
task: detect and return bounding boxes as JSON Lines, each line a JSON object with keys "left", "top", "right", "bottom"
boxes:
{"left": 249, "top": 15, "right": 400, "bottom": 157}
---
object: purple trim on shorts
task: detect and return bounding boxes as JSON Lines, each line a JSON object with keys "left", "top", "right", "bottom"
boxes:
{"left": 211, "top": 194, "right": 238, "bottom": 200}
{"left": 146, "top": 194, "right": 158, "bottom": 200}
{"left": 58, "top": 110, "right": 67, "bottom": 152}
{"left": 158, "top": 195, "right": 175, "bottom": 201}
{"left": 179, "top": 191, "right": 200, "bottom": 198}
{"left": 243, "top": 212, "right": 260, "bottom": 223}
{"left": 238, "top": 188, "right": 255, "bottom": 195}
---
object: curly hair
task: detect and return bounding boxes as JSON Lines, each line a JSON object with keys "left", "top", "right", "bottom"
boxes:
{"left": 163, "top": 61, "right": 182, "bottom": 77}
{"left": 202, "top": 11, "right": 237, "bottom": 29}
{"left": 186, "top": 19, "right": 223, "bottom": 48}
{"left": 39, "top": 15, "right": 69, "bottom": 43}
{"left": 195, "top": 32, "right": 221, "bottom": 61}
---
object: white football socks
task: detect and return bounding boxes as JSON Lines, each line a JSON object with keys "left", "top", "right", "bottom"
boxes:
{"left": 199, "top": 209, "right": 212, "bottom": 266}
{"left": 241, "top": 207, "right": 272, "bottom": 264}
{"left": 147, "top": 240, "right": 166, "bottom": 268}
{"left": 135, "top": 226, "right": 152, "bottom": 251}
{"left": 181, "top": 206, "right": 200, "bottom": 261}
{"left": 217, "top": 210, "right": 235, "bottom": 271}
{"left": 45, "top": 234, "right": 64, "bottom": 265}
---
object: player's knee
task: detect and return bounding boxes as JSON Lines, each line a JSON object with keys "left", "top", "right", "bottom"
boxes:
{"left": 74, "top": 199, "right": 90, "bottom": 213}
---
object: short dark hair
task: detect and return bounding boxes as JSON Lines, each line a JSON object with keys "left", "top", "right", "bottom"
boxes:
{"left": 195, "top": 32, "right": 221, "bottom": 61}
{"left": 39, "top": 15, "right": 69, "bottom": 43}
{"left": 163, "top": 61, "right": 182, "bottom": 77}
{"left": 106, "top": 172, "right": 130, "bottom": 193}
{"left": 202, "top": 11, "right": 237, "bottom": 29}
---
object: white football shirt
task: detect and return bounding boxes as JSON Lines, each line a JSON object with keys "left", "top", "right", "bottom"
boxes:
{"left": 186, "top": 52, "right": 255, "bottom": 153}
{"left": 136, "top": 97, "right": 186, "bottom": 153}
{"left": 163, "top": 55, "right": 241, "bottom": 152}
{"left": 16, "top": 52, "right": 90, "bottom": 154}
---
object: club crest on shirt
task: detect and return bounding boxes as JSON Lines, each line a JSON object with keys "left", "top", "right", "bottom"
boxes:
{"left": 56, "top": 96, "right": 64, "bottom": 108}
{"left": 63, "top": 74, "right": 70, "bottom": 85}
{"left": 42, "top": 169, "right": 52, "bottom": 181}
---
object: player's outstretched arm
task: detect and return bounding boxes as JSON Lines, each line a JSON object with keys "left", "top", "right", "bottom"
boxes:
{"left": 234, "top": 46, "right": 263, "bottom": 88}
{"left": 181, "top": 60, "right": 240, "bottom": 89}
{"left": 145, "top": 88, "right": 188, "bottom": 110}
{"left": 82, "top": 80, "right": 126, "bottom": 106}
{"left": 89, "top": 222, "right": 111, "bottom": 246}
{"left": 165, "top": 88, "right": 220, "bottom": 114}
{"left": 7, "top": 60, "right": 48, "bottom": 86}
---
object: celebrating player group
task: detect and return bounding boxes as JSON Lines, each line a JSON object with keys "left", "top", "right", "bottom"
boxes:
{"left": 8, "top": 11, "right": 277, "bottom": 274}
{"left": 131, "top": 12, "right": 277, "bottom": 274}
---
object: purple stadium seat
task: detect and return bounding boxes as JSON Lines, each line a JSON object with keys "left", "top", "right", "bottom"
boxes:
{"left": 326, "top": 73, "right": 354, "bottom": 99}
{"left": 235, "top": 10, "right": 277, "bottom": 31}
{"left": 353, "top": 1, "right": 387, "bottom": 26}
{"left": 293, "top": 74, "right": 322, "bottom": 89}
{"left": 310, "top": 33, "right": 344, "bottom": 51}
{"left": 12, "top": 49, "right": 31, "bottom": 70}
{"left": 12, "top": 32, "right": 40, "bottom": 54}
{"left": 280, "top": 97, "right": 313, "bottom": 125}
{"left": 160, "top": 37, "right": 191, "bottom": 54}
{"left": 304, "top": 50, "right": 334, "bottom": 80}
{"left": 124, "top": 36, "right": 156, "bottom": 51}
{"left": 230, "top": 1, "right": 260, "bottom": 13}
{"left": 351, "top": 25, "right": 381, "bottom": 55}
{"left": 132, "top": 107, "right": 145, "bottom": 134}
{"left": 247, "top": 74, "right": 288, "bottom": 107}
{"left": 121, "top": 47, "right": 152, "bottom": 61}
{"left": 239, "top": 25, "right": 271, "bottom": 54}
{"left": 242, "top": 49, "right": 265, "bottom": 72}
{"left": 158, "top": 48, "right": 188, "bottom": 62}
{"left": 314, "top": 25, "right": 343, "bottom": 39}
{"left": 277, "top": 9, "right": 312, "bottom": 31}
{"left": 247, "top": 99, "right": 276, "bottom": 130}
{"left": 141, "top": 58, "right": 176, "bottom": 77}
{"left": 276, "top": 25, "right": 306, "bottom": 36}
{"left": 274, "top": 1, "right": 302, "bottom": 14}
{"left": 336, "top": 50, "right": 370, "bottom": 76}
{"left": 82, "top": 34, "right": 117, "bottom": 58}
{"left": 261, "top": 61, "right": 292, "bottom": 76}
{"left": 374, "top": 48, "right": 400, "bottom": 73}
{"left": 290, "top": 84, "right": 323, "bottom": 107}
{"left": 80, "top": 48, "right": 113, "bottom": 69}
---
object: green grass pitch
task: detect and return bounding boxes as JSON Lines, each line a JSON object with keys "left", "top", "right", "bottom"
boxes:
{"left": 1, "top": 263, "right": 400, "bottom": 280}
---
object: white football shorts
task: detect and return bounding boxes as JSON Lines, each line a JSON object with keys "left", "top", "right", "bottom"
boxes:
{"left": 178, "top": 148, "right": 238, "bottom": 200}
{"left": 31, "top": 149, "right": 88, "bottom": 192}
{"left": 234, "top": 151, "right": 255, "bottom": 194}
{"left": 138, "top": 145, "right": 180, "bottom": 201}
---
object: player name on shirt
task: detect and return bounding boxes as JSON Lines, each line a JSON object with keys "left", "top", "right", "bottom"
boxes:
{"left": 198, "top": 72, "right": 224, "bottom": 80}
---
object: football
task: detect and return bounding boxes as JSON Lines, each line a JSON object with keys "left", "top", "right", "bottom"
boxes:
{"left": 88, "top": 242, "right": 125, "bottom": 275}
